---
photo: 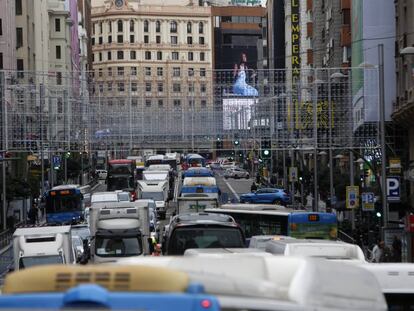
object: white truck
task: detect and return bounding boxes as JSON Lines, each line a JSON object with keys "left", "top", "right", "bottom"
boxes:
{"left": 13, "top": 226, "right": 75, "bottom": 270}
{"left": 89, "top": 201, "right": 152, "bottom": 263}
{"left": 138, "top": 179, "right": 169, "bottom": 211}
{"left": 177, "top": 197, "right": 219, "bottom": 215}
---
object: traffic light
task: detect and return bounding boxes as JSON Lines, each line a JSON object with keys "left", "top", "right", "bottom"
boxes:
{"left": 234, "top": 139, "right": 240, "bottom": 146}
{"left": 64, "top": 152, "right": 71, "bottom": 159}
{"left": 216, "top": 137, "right": 223, "bottom": 150}
{"left": 261, "top": 149, "right": 271, "bottom": 159}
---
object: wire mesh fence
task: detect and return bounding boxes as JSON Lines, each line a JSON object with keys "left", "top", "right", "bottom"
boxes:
{"left": 0, "top": 67, "right": 380, "bottom": 155}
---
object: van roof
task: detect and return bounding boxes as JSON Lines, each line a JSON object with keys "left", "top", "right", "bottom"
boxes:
{"left": 171, "top": 213, "right": 237, "bottom": 226}
{"left": 184, "top": 248, "right": 270, "bottom": 257}
{"left": 14, "top": 225, "right": 72, "bottom": 236}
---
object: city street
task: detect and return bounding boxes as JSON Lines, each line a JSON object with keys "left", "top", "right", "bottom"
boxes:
{"left": 214, "top": 169, "right": 253, "bottom": 203}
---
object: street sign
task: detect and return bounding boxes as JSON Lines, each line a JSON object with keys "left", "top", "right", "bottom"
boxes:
{"left": 346, "top": 186, "right": 359, "bottom": 209}
{"left": 52, "top": 155, "right": 61, "bottom": 169}
{"left": 289, "top": 167, "right": 298, "bottom": 182}
{"left": 386, "top": 177, "right": 400, "bottom": 202}
{"left": 361, "top": 192, "right": 375, "bottom": 211}
{"left": 389, "top": 158, "right": 401, "bottom": 174}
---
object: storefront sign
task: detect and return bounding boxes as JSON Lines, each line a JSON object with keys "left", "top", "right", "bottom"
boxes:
{"left": 291, "top": 0, "right": 300, "bottom": 82}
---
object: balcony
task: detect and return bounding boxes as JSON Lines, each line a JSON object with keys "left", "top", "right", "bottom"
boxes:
{"left": 307, "top": 49, "right": 313, "bottom": 65}
{"left": 392, "top": 87, "right": 414, "bottom": 127}
{"left": 340, "top": 25, "right": 351, "bottom": 47}
{"left": 341, "top": 0, "right": 350, "bottom": 10}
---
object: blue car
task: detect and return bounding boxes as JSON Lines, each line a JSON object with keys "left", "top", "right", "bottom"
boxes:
{"left": 239, "top": 188, "right": 290, "bottom": 205}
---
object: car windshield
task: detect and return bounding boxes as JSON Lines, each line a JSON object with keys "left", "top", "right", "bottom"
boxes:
{"left": 95, "top": 236, "right": 142, "bottom": 257}
{"left": 169, "top": 226, "right": 245, "bottom": 255}
{"left": 141, "top": 192, "right": 164, "bottom": 201}
{"left": 118, "top": 193, "right": 130, "bottom": 201}
{"left": 19, "top": 255, "right": 64, "bottom": 269}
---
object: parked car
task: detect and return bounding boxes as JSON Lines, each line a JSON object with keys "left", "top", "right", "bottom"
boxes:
{"left": 221, "top": 162, "right": 236, "bottom": 170}
{"left": 224, "top": 167, "right": 250, "bottom": 179}
{"left": 239, "top": 188, "right": 290, "bottom": 205}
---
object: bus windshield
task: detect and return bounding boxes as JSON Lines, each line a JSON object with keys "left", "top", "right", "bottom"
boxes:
{"left": 19, "top": 255, "right": 63, "bottom": 269}
{"left": 168, "top": 226, "right": 245, "bottom": 255}
{"left": 107, "top": 176, "right": 134, "bottom": 191}
{"left": 95, "top": 236, "right": 142, "bottom": 257}
{"left": 45, "top": 194, "right": 82, "bottom": 213}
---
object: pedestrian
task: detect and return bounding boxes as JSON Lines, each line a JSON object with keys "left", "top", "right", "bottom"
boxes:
{"left": 256, "top": 172, "right": 261, "bottom": 184}
{"left": 371, "top": 240, "right": 385, "bottom": 263}
{"left": 250, "top": 182, "right": 257, "bottom": 192}
{"left": 392, "top": 235, "right": 402, "bottom": 262}
{"left": 28, "top": 204, "right": 38, "bottom": 225}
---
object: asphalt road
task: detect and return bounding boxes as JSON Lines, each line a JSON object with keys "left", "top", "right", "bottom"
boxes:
{"left": 214, "top": 169, "right": 253, "bottom": 203}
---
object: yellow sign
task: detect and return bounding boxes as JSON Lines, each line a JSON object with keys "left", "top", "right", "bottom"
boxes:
{"left": 27, "top": 155, "right": 38, "bottom": 161}
{"left": 389, "top": 158, "right": 401, "bottom": 174}
{"left": 346, "top": 186, "right": 359, "bottom": 209}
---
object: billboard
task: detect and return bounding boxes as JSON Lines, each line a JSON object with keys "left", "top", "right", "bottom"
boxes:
{"left": 222, "top": 98, "right": 258, "bottom": 130}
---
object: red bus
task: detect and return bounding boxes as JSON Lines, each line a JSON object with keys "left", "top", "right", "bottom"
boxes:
{"left": 107, "top": 159, "right": 137, "bottom": 200}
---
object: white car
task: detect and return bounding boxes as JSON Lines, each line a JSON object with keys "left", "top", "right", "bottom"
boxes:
{"left": 224, "top": 167, "right": 250, "bottom": 179}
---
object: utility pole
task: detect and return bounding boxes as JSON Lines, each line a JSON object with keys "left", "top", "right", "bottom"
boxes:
{"left": 1, "top": 72, "right": 7, "bottom": 230}
{"left": 313, "top": 72, "right": 319, "bottom": 211}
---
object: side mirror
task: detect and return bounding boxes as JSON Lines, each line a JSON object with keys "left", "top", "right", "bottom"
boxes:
{"left": 8, "top": 267, "right": 14, "bottom": 273}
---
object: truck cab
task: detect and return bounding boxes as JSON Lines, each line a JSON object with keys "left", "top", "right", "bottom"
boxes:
{"left": 89, "top": 201, "right": 152, "bottom": 263}
{"left": 13, "top": 226, "right": 75, "bottom": 270}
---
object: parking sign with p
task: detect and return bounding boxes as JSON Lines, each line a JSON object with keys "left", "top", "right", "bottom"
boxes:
{"left": 386, "top": 177, "right": 400, "bottom": 203}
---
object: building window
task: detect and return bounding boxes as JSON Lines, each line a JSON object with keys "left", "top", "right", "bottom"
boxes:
{"left": 16, "top": 0, "right": 22, "bottom": 15}
{"left": 157, "top": 83, "right": 163, "bottom": 92}
{"left": 99, "top": 52, "right": 102, "bottom": 61}
{"left": 157, "top": 51, "right": 162, "bottom": 60}
{"left": 187, "top": 36, "right": 193, "bottom": 45}
{"left": 200, "top": 52, "right": 205, "bottom": 61}
{"left": 55, "top": 45, "right": 61, "bottom": 59}
{"left": 201, "top": 100, "right": 207, "bottom": 107}
{"left": 131, "top": 66, "right": 137, "bottom": 75}
{"left": 173, "top": 67, "right": 181, "bottom": 77}
{"left": 16, "top": 59, "right": 24, "bottom": 76}
{"left": 92, "top": 38, "right": 95, "bottom": 45}
{"left": 157, "top": 67, "right": 163, "bottom": 76}
{"left": 16, "top": 28, "right": 23, "bottom": 48}
{"left": 131, "top": 83, "right": 138, "bottom": 92}
{"left": 200, "top": 83, "right": 206, "bottom": 93}
{"left": 117, "top": 35, "right": 123, "bottom": 43}
{"left": 92, "top": 53, "right": 94, "bottom": 62}
{"left": 0, "top": 19, "right": 2, "bottom": 36}
{"left": 200, "top": 68, "right": 206, "bottom": 76}
{"left": 108, "top": 21, "right": 112, "bottom": 32}
{"left": 144, "top": 35, "right": 149, "bottom": 43}
{"left": 145, "top": 82, "right": 151, "bottom": 92}
{"left": 130, "top": 50, "right": 136, "bottom": 59}
{"left": 118, "top": 82, "right": 125, "bottom": 92}
{"left": 171, "top": 36, "right": 178, "bottom": 45}
{"left": 188, "top": 99, "right": 195, "bottom": 107}
{"left": 55, "top": 18, "right": 60, "bottom": 32}
{"left": 188, "top": 52, "right": 193, "bottom": 61}
{"left": 172, "top": 52, "right": 179, "bottom": 60}
{"left": 199, "top": 36, "right": 205, "bottom": 45}
{"left": 132, "top": 99, "right": 138, "bottom": 105}
{"left": 130, "top": 35, "right": 134, "bottom": 43}
{"left": 188, "top": 82, "right": 194, "bottom": 92}
{"left": 145, "top": 67, "right": 151, "bottom": 76}
{"left": 158, "top": 99, "right": 163, "bottom": 107}
{"left": 108, "top": 35, "right": 112, "bottom": 43}
{"left": 0, "top": 53, "right": 2, "bottom": 69}
{"left": 156, "top": 35, "right": 161, "bottom": 44}
{"left": 117, "top": 20, "right": 123, "bottom": 32}
{"left": 56, "top": 72, "right": 62, "bottom": 85}
{"left": 130, "top": 20, "right": 134, "bottom": 32}
{"left": 98, "top": 68, "right": 103, "bottom": 77}
{"left": 170, "top": 21, "right": 177, "bottom": 33}
{"left": 145, "top": 51, "right": 151, "bottom": 60}
{"left": 108, "top": 67, "right": 112, "bottom": 76}
{"left": 199, "top": 22, "right": 204, "bottom": 34}
{"left": 118, "top": 66, "right": 124, "bottom": 76}
{"left": 173, "top": 83, "right": 181, "bottom": 92}
{"left": 187, "top": 22, "right": 192, "bottom": 33}
{"left": 156, "top": 20, "right": 161, "bottom": 32}
{"left": 57, "top": 98, "right": 63, "bottom": 113}
{"left": 188, "top": 68, "right": 194, "bottom": 76}
{"left": 99, "top": 22, "right": 103, "bottom": 34}
{"left": 174, "top": 99, "right": 181, "bottom": 107}
{"left": 99, "top": 37, "right": 103, "bottom": 44}
{"left": 144, "top": 20, "right": 149, "bottom": 32}
{"left": 99, "top": 83, "right": 104, "bottom": 93}
{"left": 117, "top": 51, "right": 124, "bottom": 60}
{"left": 107, "top": 51, "right": 111, "bottom": 60}
{"left": 145, "top": 99, "right": 151, "bottom": 107}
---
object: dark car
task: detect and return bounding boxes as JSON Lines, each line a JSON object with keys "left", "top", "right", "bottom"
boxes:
{"left": 239, "top": 188, "right": 290, "bottom": 205}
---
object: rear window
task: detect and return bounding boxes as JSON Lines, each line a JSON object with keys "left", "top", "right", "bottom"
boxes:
{"left": 168, "top": 226, "right": 245, "bottom": 255}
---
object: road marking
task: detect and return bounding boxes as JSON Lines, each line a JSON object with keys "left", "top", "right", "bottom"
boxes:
{"left": 223, "top": 178, "right": 240, "bottom": 201}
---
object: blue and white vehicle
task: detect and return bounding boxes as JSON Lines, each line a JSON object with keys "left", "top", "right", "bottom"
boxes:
{"left": 44, "top": 185, "right": 85, "bottom": 224}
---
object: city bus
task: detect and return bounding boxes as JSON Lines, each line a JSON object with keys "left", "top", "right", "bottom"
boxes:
{"left": 44, "top": 185, "right": 84, "bottom": 224}
{"left": 180, "top": 185, "right": 220, "bottom": 200}
{"left": 204, "top": 204, "right": 337, "bottom": 240}
{"left": 182, "top": 154, "right": 206, "bottom": 170}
